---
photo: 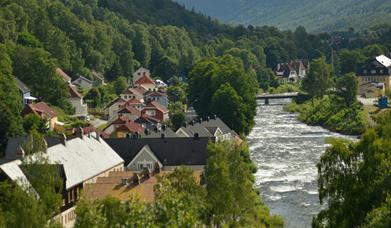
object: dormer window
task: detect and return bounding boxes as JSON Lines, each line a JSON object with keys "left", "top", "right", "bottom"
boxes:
{"left": 363, "top": 70, "right": 367, "bottom": 74}
{"left": 371, "top": 70, "right": 376, "bottom": 74}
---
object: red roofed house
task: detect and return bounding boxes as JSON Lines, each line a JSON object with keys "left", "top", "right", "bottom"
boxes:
{"left": 121, "top": 98, "right": 144, "bottom": 110}
{"left": 115, "top": 121, "right": 144, "bottom": 138}
{"left": 141, "top": 101, "right": 169, "bottom": 122}
{"left": 69, "top": 84, "right": 88, "bottom": 118}
{"left": 118, "top": 107, "right": 141, "bottom": 121}
{"left": 132, "top": 67, "right": 150, "bottom": 84}
{"left": 134, "top": 74, "right": 156, "bottom": 91}
{"left": 120, "top": 87, "right": 144, "bottom": 102}
{"left": 103, "top": 115, "right": 144, "bottom": 138}
{"left": 21, "top": 102, "right": 58, "bottom": 130}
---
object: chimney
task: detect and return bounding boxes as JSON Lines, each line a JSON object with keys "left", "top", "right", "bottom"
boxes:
{"left": 194, "top": 133, "right": 199, "bottom": 139}
{"left": 207, "top": 116, "right": 210, "bottom": 121}
{"left": 77, "top": 127, "right": 84, "bottom": 139}
{"left": 60, "top": 133, "right": 67, "bottom": 146}
{"left": 161, "top": 133, "right": 165, "bottom": 139}
{"left": 213, "top": 114, "right": 217, "bottom": 120}
{"left": 16, "top": 146, "right": 25, "bottom": 159}
{"left": 162, "top": 125, "right": 166, "bottom": 131}
{"left": 199, "top": 118, "right": 203, "bottom": 123}
{"left": 191, "top": 120, "right": 194, "bottom": 126}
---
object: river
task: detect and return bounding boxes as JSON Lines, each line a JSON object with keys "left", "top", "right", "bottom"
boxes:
{"left": 248, "top": 99, "right": 352, "bottom": 228}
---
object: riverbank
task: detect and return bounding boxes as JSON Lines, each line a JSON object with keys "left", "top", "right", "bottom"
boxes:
{"left": 284, "top": 96, "right": 367, "bottom": 135}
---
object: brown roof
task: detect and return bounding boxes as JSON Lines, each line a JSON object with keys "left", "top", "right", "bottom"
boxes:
{"left": 83, "top": 125, "right": 97, "bottom": 135}
{"left": 144, "top": 101, "right": 168, "bottom": 113}
{"left": 82, "top": 170, "right": 202, "bottom": 203}
{"left": 116, "top": 121, "right": 144, "bottom": 134}
{"left": 56, "top": 68, "right": 72, "bottom": 83}
{"left": 134, "top": 74, "right": 155, "bottom": 85}
{"left": 124, "top": 98, "right": 142, "bottom": 105}
{"left": 104, "top": 97, "right": 126, "bottom": 110}
{"left": 69, "top": 84, "right": 82, "bottom": 99}
{"left": 21, "top": 102, "right": 57, "bottom": 119}
{"left": 118, "top": 107, "right": 141, "bottom": 117}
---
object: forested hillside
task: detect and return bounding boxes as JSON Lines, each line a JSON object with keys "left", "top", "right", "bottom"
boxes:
{"left": 176, "top": 0, "right": 391, "bottom": 32}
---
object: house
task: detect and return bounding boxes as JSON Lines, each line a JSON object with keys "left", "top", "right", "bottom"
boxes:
{"left": 105, "top": 137, "right": 209, "bottom": 172}
{"left": 275, "top": 59, "right": 309, "bottom": 83}
{"left": 103, "top": 115, "right": 144, "bottom": 138}
{"left": 104, "top": 97, "right": 127, "bottom": 121}
{"left": 120, "top": 87, "right": 144, "bottom": 102}
{"left": 56, "top": 68, "right": 72, "bottom": 84}
{"left": 176, "top": 116, "right": 237, "bottom": 142}
{"left": 21, "top": 102, "right": 58, "bottom": 130}
{"left": 15, "top": 78, "right": 36, "bottom": 105}
{"left": 132, "top": 67, "right": 151, "bottom": 85}
{"left": 120, "top": 98, "right": 144, "bottom": 110}
{"left": 144, "top": 90, "right": 168, "bottom": 108}
{"left": 114, "top": 121, "right": 145, "bottom": 138}
{"left": 91, "top": 71, "right": 105, "bottom": 86}
{"left": 356, "top": 55, "right": 391, "bottom": 98}
{"left": 72, "top": 76, "right": 93, "bottom": 90}
{"left": 134, "top": 74, "right": 156, "bottom": 91}
{"left": 2, "top": 131, "right": 124, "bottom": 228}
{"left": 117, "top": 107, "right": 142, "bottom": 121}
{"left": 141, "top": 101, "right": 169, "bottom": 122}
{"left": 68, "top": 84, "right": 88, "bottom": 118}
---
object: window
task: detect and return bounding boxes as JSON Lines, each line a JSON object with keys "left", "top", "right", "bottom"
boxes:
{"left": 371, "top": 70, "right": 376, "bottom": 74}
{"left": 380, "top": 70, "right": 384, "bottom": 74}
{"left": 363, "top": 69, "right": 367, "bottom": 74}
{"left": 137, "top": 162, "right": 152, "bottom": 170}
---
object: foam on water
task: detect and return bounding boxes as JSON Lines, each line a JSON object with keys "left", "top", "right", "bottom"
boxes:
{"left": 248, "top": 99, "right": 352, "bottom": 228}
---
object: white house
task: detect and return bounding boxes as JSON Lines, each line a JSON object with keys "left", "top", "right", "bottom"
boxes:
{"left": 68, "top": 85, "right": 88, "bottom": 118}
{"left": 72, "top": 76, "right": 93, "bottom": 90}
{"left": 2, "top": 131, "right": 124, "bottom": 228}
{"left": 132, "top": 67, "right": 151, "bottom": 85}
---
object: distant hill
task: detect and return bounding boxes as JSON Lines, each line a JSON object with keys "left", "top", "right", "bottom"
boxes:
{"left": 175, "top": 0, "right": 391, "bottom": 32}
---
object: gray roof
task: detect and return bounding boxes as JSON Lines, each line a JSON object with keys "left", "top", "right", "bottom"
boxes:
{"left": 105, "top": 137, "right": 210, "bottom": 167}
{"left": 15, "top": 78, "right": 30, "bottom": 93}
{"left": 4, "top": 133, "right": 124, "bottom": 189}
{"left": 179, "top": 117, "right": 237, "bottom": 137}
{"left": 142, "top": 127, "right": 177, "bottom": 138}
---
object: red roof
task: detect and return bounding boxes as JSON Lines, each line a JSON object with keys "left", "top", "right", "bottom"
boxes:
{"left": 134, "top": 74, "right": 155, "bottom": 85}
{"left": 69, "top": 84, "right": 82, "bottom": 99}
{"left": 118, "top": 107, "right": 141, "bottom": 117}
{"left": 56, "top": 68, "right": 71, "bottom": 83}
{"left": 145, "top": 101, "right": 168, "bottom": 113}
{"left": 111, "top": 115, "right": 130, "bottom": 125}
{"left": 137, "top": 114, "right": 160, "bottom": 123}
{"left": 133, "top": 86, "right": 147, "bottom": 95}
{"left": 124, "top": 98, "right": 142, "bottom": 105}
{"left": 116, "top": 121, "right": 144, "bottom": 134}
{"left": 21, "top": 102, "right": 57, "bottom": 119}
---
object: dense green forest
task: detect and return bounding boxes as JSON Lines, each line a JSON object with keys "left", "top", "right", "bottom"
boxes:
{"left": 176, "top": 0, "right": 391, "bottom": 32}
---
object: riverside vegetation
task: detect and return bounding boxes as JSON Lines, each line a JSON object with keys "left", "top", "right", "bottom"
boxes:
{"left": 284, "top": 58, "right": 367, "bottom": 135}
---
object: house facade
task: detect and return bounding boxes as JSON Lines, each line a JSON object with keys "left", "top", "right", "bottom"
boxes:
{"left": 132, "top": 67, "right": 151, "bottom": 85}
{"left": 68, "top": 85, "right": 88, "bottom": 118}
{"left": 2, "top": 131, "right": 124, "bottom": 228}
{"left": 356, "top": 55, "right": 391, "bottom": 98}
{"left": 104, "top": 97, "right": 127, "bottom": 121}
{"left": 275, "top": 59, "right": 309, "bottom": 83}
{"left": 141, "top": 101, "right": 169, "bottom": 122}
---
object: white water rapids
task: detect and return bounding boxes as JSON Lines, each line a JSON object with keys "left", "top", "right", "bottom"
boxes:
{"left": 248, "top": 99, "right": 353, "bottom": 228}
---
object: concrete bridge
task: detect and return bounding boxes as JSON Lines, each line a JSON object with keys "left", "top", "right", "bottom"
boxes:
{"left": 256, "top": 92, "right": 299, "bottom": 104}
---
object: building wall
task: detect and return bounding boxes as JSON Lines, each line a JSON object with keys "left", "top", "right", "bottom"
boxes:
{"left": 50, "top": 117, "right": 58, "bottom": 131}
{"left": 83, "top": 163, "right": 124, "bottom": 185}
{"left": 54, "top": 206, "right": 76, "bottom": 228}
{"left": 69, "top": 98, "right": 88, "bottom": 117}
{"left": 358, "top": 75, "right": 391, "bottom": 91}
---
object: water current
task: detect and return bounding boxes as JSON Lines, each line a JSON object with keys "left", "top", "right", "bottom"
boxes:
{"left": 248, "top": 99, "right": 354, "bottom": 228}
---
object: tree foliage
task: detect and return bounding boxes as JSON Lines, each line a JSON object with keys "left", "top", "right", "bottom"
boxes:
{"left": 313, "top": 111, "right": 391, "bottom": 227}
